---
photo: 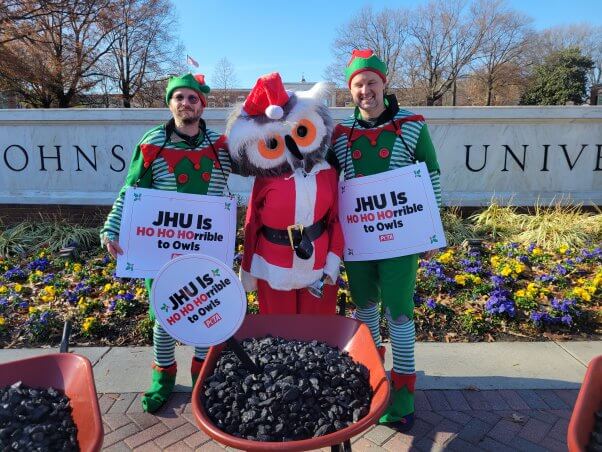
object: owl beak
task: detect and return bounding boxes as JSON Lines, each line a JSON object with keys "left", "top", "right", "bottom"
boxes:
{"left": 285, "top": 135, "right": 303, "bottom": 160}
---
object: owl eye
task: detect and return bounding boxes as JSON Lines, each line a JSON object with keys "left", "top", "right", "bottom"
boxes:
{"left": 291, "top": 119, "right": 317, "bottom": 147}
{"left": 257, "top": 135, "right": 285, "bottom": 159}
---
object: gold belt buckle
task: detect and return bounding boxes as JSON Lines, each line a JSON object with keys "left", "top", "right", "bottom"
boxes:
{"left": 286, "top": 224, "right": 304, "bottom": 250}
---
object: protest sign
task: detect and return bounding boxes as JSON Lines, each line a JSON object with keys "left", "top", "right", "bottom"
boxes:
{"left": 151, "top": 254, "right": 246, "bottom": 347}
{"left": 339, "top": 162, "right": 446, "bottom": 261}
{"left": 116, "top": 187, "right": 236, "bottom": 278}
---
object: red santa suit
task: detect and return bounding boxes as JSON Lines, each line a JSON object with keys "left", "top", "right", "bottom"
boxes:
{"left": 241, "top": 161, "right": 344, "bottom": 314}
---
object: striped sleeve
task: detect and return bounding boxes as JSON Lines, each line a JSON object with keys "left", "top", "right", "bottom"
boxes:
{"left": 100, "top": 139, "right": 154, "bottom": 244}
{"left": 414, "top": 124, "right": 442, "bottom": 207}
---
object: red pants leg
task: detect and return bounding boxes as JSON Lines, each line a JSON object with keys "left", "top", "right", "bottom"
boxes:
{"left": 298, "top": 283, "right": 337, "bottom": 315}
{"left": 257, "top": 279, "right": 297, "bottom": 314}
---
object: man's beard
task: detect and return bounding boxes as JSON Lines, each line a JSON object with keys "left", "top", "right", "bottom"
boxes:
{"left": 182, "top": 116, "right": 200, "bottom": 125}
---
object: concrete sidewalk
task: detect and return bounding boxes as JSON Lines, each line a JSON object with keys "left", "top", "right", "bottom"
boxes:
{"left": 1, "top": 341, "right": 599, "bottom": 451}
{"left": 1, "top": 341, "right": 598, "bottom": 392}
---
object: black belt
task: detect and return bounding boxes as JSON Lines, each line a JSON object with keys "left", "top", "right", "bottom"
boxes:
{"left": 261, "top": 217, "right": 327, "bottom": 260}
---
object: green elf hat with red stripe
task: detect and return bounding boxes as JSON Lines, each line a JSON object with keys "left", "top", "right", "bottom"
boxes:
{"left": 345, "top": 49, "right": 388, "bottom": 87}
{"left": 165, "top": 73, "right": 210, "bottom": 106}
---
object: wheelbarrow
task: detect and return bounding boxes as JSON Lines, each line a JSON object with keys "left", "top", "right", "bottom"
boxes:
{"left": 568, "top": 354, "right": 602, "bottom": 452}
{"left": 0, "top": 321, "right": 104, "bottom": 452}
{"left": 192, "top": 314, "right": 390, "bottom": 451}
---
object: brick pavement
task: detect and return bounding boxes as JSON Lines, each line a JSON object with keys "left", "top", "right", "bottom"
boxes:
{"left": 98, "top": 389, "right": 576, "bottom": 451}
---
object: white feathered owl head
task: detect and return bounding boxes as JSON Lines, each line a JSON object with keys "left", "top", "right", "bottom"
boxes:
{"left": 226, "top": 72, "right": 334, "bottom": 177}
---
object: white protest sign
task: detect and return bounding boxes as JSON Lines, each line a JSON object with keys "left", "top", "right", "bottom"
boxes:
{"left": 116, "top": 187, "right": 236, "bottom": 278}
{"left": 151, "top": 254, "right": 246, "bottom": 347}
{"left": 339, "top": 162, "right": 446, "bottom": 261}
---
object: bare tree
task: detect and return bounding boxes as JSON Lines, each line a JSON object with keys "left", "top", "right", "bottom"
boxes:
{"left": 0, "top": 0, "right": 118, "bottom": 107}
{"left": 471, "top": 1, "right": 533, "bottom": 105}
{"left": 406, "top": 0, "right": 491, "bottom": 106}
{"left": 325, "top": 6, "right": 409, "bottom": 88}
{"left": 211, "top": 57, "right": 239, "bottom": 107}
{"left": 100, "top": 0, "right": 184, "bottom": 107}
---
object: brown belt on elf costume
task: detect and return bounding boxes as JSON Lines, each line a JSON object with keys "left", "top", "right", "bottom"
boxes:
{"left": 261, "top": 216, "right": 328, "bottom": 260}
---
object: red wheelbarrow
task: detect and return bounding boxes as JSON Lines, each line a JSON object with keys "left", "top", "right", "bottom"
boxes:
{"left": 192, "top": 314, "right": 390, "bottom": 451}
{"left": 0, "top": 322, "right": 103, "bottom": 452}
{"left": 568, "top": 354, "right": 602, "bottom": 452}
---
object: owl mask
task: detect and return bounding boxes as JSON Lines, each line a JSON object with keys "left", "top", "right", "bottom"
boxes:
{"left": 226, "top": 72, "right": 334, "bottom": 177}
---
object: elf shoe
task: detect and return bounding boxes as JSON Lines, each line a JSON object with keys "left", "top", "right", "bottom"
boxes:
{"left": 379, "top": 370, "right": 416, "bottom": 433}
{"left": 141, "top": 362, "right": 177, "bottom": 413}
{"left": 191, "top": 357, "right": 204, "bottom": 388}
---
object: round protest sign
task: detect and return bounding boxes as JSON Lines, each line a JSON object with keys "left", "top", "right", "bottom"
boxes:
{"left": 151, "top": 254, "right": 246, "bottom": 347}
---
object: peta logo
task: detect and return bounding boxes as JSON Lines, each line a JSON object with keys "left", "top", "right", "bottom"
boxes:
{"left": 379, "top": 234, "right": 394, "bottom": 242}
{"left": 204, "top": 313, "right": 222, "bottom": 328}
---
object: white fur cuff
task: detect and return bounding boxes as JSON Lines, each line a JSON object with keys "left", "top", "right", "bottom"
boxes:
{"left": 323, "top": 252, "right": 341, "bottom": 284}
{"left": 240, "top": 269, "right": 258, "bottom": 292}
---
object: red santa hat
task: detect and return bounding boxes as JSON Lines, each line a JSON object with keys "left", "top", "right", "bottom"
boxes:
{"left": 243, "top": 72, "right": 289, "bottom": 120}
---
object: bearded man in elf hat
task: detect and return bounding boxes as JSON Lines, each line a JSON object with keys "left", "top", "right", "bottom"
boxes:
{"left": 101, "top": 73, "right": 232, "bottom": 412}
{"left": 330, "top": 50, "right": 442, "bottom": 432}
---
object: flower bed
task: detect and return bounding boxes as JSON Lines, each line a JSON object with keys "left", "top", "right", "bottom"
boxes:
{"left": 0, "top": 240, "right": 599, "bottom": 347}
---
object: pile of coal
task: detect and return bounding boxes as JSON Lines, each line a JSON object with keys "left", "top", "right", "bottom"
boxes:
{"left": 588, "top": 410, "right": 602, "bottom": 452}
{"left": 0, "top": 381, "right": 78, "bottom": 451}
{"left": 201, "top": 336, "right": 372, "bottom": 442}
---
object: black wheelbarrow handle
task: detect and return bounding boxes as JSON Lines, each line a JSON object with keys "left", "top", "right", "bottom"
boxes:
{"left": 59, "top": 319, "right": 72, "bottom": 353}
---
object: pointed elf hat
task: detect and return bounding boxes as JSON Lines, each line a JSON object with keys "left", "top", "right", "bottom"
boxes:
{"left": 165, "top": 73, "right": 210, "bottom": 106}
{"left": 243, "top": 72, "right": 289, "bottom": 120}
{"left": 345, "top": 49, "right": 387, "bottom": 87}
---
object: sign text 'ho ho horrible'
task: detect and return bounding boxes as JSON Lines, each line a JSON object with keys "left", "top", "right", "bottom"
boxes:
{"left": 151, "top": 254, "right": 246, "bottom": 347}
{"left": 116, "top": 188, "right": 236, "bottom": 278}
{"left": 339, "top": 162, "right": 446, "bottom": 261}
{"left": 0, "top": 108, "right": 600, "bottom": 206}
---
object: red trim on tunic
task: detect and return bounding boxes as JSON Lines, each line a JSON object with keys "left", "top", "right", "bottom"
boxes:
{"left": 140, "top": 135, "right": 227, "bottom": 172}
{"left": 332, "top": 115, "right": 424, "bottom": 146}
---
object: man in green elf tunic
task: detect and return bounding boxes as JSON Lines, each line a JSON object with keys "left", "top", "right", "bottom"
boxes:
{"left": 331, "top": 50, "right": 442, "bottom": 432}
{"left": 101, "top": 73, "right": 232, "bottom": 412}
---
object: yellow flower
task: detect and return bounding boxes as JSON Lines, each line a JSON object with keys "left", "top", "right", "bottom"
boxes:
{"left": 35, "top": 270, "right": 43, "bottom": 277}
{"left": 490, "top": 255, "right": 500, "bottom": 267}
{"left": 44, "top": 286, "right": 55, "bottom": 296}
{"left": 464, "top": 308, "right": 475, "bottom": 314}
{"left": 531, "top": 247, "right": 542, "bottom": 256}
{"left": 38, "top": 251, "right": 46, "bottom": 258}
{"left": 558, "top": 244, "right": 569, "bottom": 254}
{"left": 82, "top": 317, "right": 97, "bottom": 333}
{"left": 454, "top": 275, "right": 467, "bottom": 286}
{"left": 0, "top": 286, "right": 7, "bottom": 294}
{"left": 73, "top": 263, "right": 82, "bottom": 273}
{"left": 500, "top": 265, "right": 512, "bottom": 277}
{"left": 437, "top": 250, "right": 454, "bottom": 265}
{"left": 118, "top": 290, "right": 125, "bottom": 295}
{"left": 0, "top": 316, "right": 5, "bottom": 326}
{"left": 28, "top": 306, "right": 38, "bottom": 314}
{"left": 515, "top": 289, "right": 526, "bottom": 298}
{"left": 135, "top": 287, "right": 145, "bottom": 298}
{"left": 14, "top": 283, "right": 22, "bottom": 293}
{"left": 103, "top": 283, "right": 112, "bottom": 292}
{"left": 513, "top": 262, "right": 526, "bottom": 274}
{"left": 573, "top": 287, "right": 591, "bottom": 302}
{"left": 247, "top": 292, "right": 257, "bottom": 303}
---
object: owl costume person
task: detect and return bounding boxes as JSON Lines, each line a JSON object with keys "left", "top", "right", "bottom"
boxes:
{"left": 227, "top": 73, "right": 343, "bottom": 314}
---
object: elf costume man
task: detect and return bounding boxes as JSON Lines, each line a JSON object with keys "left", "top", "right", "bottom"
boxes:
{"left": 101, "top": 73, "right": 232, "bottom": 413}
{"left": 331, "top": 50, "right": 442, "bottom": 432}
{"left": 226, "top": 73, "right": 344, "bottom": 314}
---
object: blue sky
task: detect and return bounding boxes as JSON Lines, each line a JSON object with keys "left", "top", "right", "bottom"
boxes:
{"left": 173, "top": 0, "right": 601, "bottom": 88}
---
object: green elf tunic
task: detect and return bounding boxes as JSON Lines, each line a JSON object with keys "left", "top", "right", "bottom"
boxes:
{"left": 101, "top": 118, "right": 232, "bottom": 318}
{"left": 331, "top": 95, "right": 441, "bottom": 320}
